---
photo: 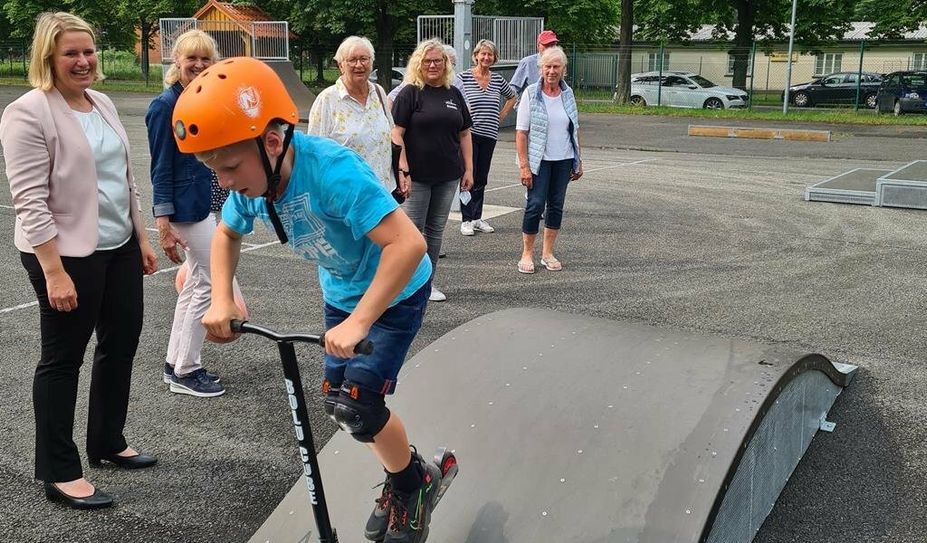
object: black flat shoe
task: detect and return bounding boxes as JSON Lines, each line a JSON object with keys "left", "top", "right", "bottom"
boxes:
{"left": 44, "top": 482, "right": 113, "bottom": 510}
{"left": 88, "top": 452, "right": 157, "bottom": 469}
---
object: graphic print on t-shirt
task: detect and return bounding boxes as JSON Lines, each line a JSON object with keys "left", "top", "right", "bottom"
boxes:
{"left": 276, "top": 193, "right": 349, "bottom": 277}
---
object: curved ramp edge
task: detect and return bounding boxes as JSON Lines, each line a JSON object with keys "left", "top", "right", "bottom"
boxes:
{"left": 249, "top": 308, "right": 857, "bottom": 543}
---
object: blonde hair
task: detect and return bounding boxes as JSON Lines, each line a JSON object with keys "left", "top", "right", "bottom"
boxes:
{"left": 471, "top": 39, "right": 498, "bottom": 65}
{"left": 28, "top": 12, "right": 102, "bottom": 91}
{"left": 334, "top": 36, "right": 375, "bottom": 64}
{"left": 404, "top": 38, "right": 454, "bottom": 89}
{"left": 538, "top": 46, "right": 568, "bottom": 70}
{"left": 164, "top": 29, "right": 220, "bottom": 86}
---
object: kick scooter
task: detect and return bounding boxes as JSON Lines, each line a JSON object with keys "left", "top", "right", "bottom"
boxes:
{"left": 231, "top": 320, "right": 457, "bottom": 543}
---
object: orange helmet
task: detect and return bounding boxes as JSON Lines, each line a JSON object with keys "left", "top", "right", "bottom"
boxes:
{"left": 172, "top": 57, "right": 299, "bottom": 154}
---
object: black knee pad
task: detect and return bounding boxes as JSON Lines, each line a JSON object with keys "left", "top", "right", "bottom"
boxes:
{"left": 332, "top": 381, "right": 390, "bottom": 443}
{"left": 322, "top": 380, "right": 341, "bottom": 423}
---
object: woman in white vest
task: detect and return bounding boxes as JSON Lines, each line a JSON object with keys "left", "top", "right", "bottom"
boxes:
{"left": 515, "top": 46, "right": 583, "bottom": 274}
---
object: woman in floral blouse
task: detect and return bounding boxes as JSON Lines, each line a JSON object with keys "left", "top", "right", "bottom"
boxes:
{"left": 307, "top": 36, "right": 404, "bottom": 198}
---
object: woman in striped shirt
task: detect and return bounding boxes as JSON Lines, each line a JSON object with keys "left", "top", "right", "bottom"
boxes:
{"left": 454, "top": 39, "right": 517, "bottom": 236}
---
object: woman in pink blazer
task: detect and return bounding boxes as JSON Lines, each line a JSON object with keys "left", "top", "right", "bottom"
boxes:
{"left": 0, "top": 12, "right": 158, "bottom": 510}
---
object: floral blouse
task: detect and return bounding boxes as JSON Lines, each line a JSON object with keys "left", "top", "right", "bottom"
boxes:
{"left": 306, "top": 78, "right": 395, "bottom": 191}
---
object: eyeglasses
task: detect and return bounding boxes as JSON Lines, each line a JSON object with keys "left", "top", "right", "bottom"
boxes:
{"left": 423, "top": 58, "right": 445, "bottom": 66}
{"left": 345, "top": 57, "right": 371, "bottom": 66}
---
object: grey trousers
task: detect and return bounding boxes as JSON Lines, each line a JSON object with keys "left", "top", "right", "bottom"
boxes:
{"left": 402, "top": 178, "right": 459, "bottom": 277}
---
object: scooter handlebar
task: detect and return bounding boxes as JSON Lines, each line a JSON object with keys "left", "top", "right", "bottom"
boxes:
{"left": 231, "top": 319, "right": 374, "bottom": 355}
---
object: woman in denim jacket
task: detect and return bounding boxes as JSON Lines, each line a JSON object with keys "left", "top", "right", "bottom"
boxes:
{"left": 145, "top": 30, "right": 228, "bottom": 397}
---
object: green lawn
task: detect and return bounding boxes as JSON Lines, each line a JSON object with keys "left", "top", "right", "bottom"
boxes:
{"left": 579, "top": 102, "right": 927, "bottom": 126}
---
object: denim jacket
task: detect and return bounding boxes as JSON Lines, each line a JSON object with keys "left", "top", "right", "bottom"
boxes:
{"left": 145, "top": 82, "right": 211, "bottom": 222}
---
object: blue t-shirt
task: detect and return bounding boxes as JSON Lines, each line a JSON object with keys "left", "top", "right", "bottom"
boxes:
{"left": 222, "top": 132, "right": 432, "bottom": 312}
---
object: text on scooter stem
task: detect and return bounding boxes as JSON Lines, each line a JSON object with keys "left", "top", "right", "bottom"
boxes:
{"left": 285, "top": 378, "right": 318, "bottom": 505}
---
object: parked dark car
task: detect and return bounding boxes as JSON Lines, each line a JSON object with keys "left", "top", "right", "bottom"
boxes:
{"left": 784, "top": 71, "right": 882, "bottom": 108}
{"left": 876, "top": 70, "right": 927, "bottom": 116}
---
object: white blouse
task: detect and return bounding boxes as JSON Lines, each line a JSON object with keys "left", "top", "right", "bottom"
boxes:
{"left": 306, "top": 78, "right": 395, "bottom": 191}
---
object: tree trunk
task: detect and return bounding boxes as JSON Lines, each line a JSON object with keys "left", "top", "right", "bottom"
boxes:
{"left": 373, "top": 1, "right": 395, "bottom": 92}
{"left": 731, "top": 0, "right": 754, "bottom": 90}
{"left": 139, "top": 19, "right": 151, "bottom": 83}
{"left": 314, "top": 46, "right": 326, "bottom": 83}
{"left": 614, "top": 0, "right": 633, "bottom": 104}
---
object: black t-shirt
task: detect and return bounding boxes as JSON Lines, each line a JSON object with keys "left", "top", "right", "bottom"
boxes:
{"left": 392, "top": 84, "right": 472, "bottom": 184}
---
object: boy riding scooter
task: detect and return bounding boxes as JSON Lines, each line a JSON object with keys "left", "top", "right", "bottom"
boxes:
{"left": 173, "top": 57, "right": 447, "bottom": 543}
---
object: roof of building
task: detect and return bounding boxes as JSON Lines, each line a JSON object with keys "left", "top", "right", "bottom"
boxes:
{"left": 687, "top": 21, "right": 927, "bottom": 42}
{"left": 192, "top": 0, "right": 293, "bottom": 38}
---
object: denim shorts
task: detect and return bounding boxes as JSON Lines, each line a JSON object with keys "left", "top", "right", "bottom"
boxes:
{"left": 323, "top": 280, "right": 429, "bottom": 395}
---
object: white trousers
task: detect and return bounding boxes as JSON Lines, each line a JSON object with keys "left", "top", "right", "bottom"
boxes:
{"left": 166, "top": 214, "right": 241, "bottom": 376}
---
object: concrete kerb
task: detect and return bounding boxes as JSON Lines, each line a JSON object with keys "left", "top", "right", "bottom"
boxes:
{"left": 688, "top": 124, "right": 832, "bottom": 142}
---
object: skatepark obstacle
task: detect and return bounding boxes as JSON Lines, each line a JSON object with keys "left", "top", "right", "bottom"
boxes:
{"left": 249, "top": 308, "right": 856, "bottom": 543}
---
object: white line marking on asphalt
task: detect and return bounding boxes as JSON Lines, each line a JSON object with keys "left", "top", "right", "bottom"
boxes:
{"left": 584, "top": 158, "right": 656, "bottom": 173}
{"left": 0, "top": 241, "right": 279, "bottom": 314}
{"left": 0, "top": 204, "right": 13, "bottom": 209}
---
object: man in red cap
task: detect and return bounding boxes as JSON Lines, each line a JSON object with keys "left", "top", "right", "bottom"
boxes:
{"left": 511, "top": 29, "right": 559, "bottom": 97}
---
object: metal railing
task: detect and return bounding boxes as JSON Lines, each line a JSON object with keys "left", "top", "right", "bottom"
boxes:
{"left": 417, "top": 15, "right": 542, "bottom": 64}
{"left": 159, "top": 17, "right": 289, "bottom": 62}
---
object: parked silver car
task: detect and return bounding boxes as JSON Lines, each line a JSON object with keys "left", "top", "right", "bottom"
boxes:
{"left": 616, "top": 71, "right": 749, "bottom": 109}
{"left": 370, "top": 67, "right": 406, "bottom": 89}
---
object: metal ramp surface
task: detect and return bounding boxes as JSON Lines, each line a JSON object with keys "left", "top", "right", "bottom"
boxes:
{"left": 875, "top": 160, "right": 927, "bottom": 209}
{"left": 804, "top": 168, "right": 889, "bottom": 205}
{"left": 265, "top": 60, "right": 316, "bottom": 121}
{"left": 249, "top": 308, "right": 856, "bottom": 543}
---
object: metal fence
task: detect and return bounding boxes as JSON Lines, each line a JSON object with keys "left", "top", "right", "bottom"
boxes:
{"left": 159, "top": 17, "right": 289, "bottom": 62}
{"left": 417, "top": 14, "right": 543, "bottom": 63}
{"left": 567, "top": 42, "right": 927, "bottom": 107}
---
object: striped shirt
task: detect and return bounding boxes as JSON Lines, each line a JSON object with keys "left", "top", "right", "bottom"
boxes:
{"left": 454, "top": 70, "right": 516, "bottom": 140}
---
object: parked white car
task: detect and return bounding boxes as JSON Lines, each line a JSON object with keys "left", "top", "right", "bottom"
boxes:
{"left": 615, "top": 71, "right": 749, "bottom": 109}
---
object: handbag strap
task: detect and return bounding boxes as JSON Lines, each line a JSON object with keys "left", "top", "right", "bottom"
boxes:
{"left": 375, "top": 85, "right": 392, "bottom": 127}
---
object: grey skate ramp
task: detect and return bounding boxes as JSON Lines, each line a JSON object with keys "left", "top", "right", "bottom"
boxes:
{"left": 265, "top": 60, "right": 315, "bottom": 120}
{"left": 250, "top": 308, "right": 856, "bottom": 543}
{"left": 876, "top": 160, "right": 927, "bottom": 209}
{"left": 804, "top": 168, "right": 889, "bottom": 205}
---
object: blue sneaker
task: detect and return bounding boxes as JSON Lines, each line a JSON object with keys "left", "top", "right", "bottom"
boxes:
{"left": 164, "top": 363, "right": 219, "bottom": 384}
{"left": 169, "top": 368, "right": 226, "bottom": 397}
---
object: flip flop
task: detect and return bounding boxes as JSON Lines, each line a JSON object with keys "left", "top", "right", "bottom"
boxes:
{"left": 540, "top": 256, "right": 562, "bottom": 271}
{"left": 517, "top": 259, "right": 535, "bottom": 274}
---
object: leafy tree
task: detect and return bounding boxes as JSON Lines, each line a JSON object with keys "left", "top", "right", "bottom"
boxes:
{"left": 635, "top": 0, "right": 855, "bottom": 90}
{"left": 855, "top": 0, "right": 927, "bottom": 37}
{"left": 125, "top": 0, "right": 201, "bottom": 81}
{"left": 473, "top": 0, "right": 620, "bottom": 45}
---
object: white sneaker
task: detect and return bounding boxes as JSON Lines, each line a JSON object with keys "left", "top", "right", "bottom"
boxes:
{"left": 460, "top": 221, "right": 474, "bottom": 236}
{"left": 429, "top": 287, "right": 447, "bottom": 302}
{"left": 473, "top": 219, "right": 495, "bottom": 233}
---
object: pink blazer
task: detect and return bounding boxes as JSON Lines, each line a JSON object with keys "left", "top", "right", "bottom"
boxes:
{"left": 1, "top": 87, "right": 146, "bottom": 256}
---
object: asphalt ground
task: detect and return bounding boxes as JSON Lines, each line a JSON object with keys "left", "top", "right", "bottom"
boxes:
{"left": 1, "top": 86, "right": 926, "bottom": 542}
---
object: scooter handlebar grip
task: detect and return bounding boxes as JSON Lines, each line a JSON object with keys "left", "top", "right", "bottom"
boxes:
{"left": 354, "top": 339, "right": 374, "bottom": 355}
{"left": 230, "top": 319, "right": 247, "bottom": 333}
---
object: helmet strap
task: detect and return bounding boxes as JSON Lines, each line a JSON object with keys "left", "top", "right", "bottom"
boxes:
{"left": 255, "top": 123, "right": 295, "bottom": 244}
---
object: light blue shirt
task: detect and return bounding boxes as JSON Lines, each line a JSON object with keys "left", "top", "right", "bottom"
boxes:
{"left": 222, "top": 132, "right": 431, "bottom": 312}
{"left": 75, "top": 108, "right": 133, "bottom": 250}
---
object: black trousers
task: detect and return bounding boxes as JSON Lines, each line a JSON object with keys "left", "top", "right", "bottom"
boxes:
{"left": 460, "top": 133, "right": 498, "bottom": 222}
{"left": 21, "top": 237, "right": 144, "bottom": 483}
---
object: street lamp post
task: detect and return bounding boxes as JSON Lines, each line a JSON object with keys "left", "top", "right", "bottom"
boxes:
{"left": 782, "top": 0, "right": 798, "bottom": 113}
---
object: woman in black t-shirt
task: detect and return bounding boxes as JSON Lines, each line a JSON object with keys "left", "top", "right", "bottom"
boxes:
{"left": 391, "top": 39, "right": 473, "bottom": 302}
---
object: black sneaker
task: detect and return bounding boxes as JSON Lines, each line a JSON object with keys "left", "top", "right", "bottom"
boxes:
{"left": 163, "top": 363, "right": 219, "bottom": 384}
{"left": 364, "top": 477, "right": 391, "bottom": 541}
{"left": 383, "top": 460, "right": 442, "bottom": 543}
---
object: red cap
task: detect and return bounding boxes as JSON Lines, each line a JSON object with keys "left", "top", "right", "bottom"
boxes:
{"left": 537, "top": 30, "right": 559, "bottom": 45}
